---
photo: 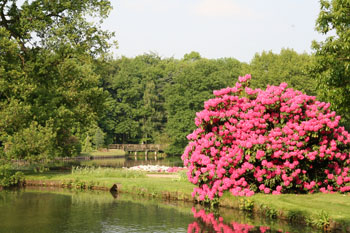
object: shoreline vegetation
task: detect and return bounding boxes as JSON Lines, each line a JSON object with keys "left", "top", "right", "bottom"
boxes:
{"left": 17, "top": 166, "right": 350, "bottom": 232}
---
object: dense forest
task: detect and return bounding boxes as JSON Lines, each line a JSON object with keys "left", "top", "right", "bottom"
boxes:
{"left": 94, "top": 49, "right": 315, "bottom": 155}
{"left": 0, "top": 0, "right": 349, "bottom": 182}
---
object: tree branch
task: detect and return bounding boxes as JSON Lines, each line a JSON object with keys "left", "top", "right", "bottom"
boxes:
{"left": 0, "top": 0, "right": 9, "bottom": 29}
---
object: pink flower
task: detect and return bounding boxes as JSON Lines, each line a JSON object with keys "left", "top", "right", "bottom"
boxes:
{"left": 256, "top": 150, "right": 265, "bottom": 160}
{"left": 337, "top": 176, "right": 343, "bottom": 185}
{"left": 183, "top": 74, "right": 350, "bottom": 199}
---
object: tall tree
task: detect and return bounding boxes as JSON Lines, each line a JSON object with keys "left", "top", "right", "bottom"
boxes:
{"left": 249, "top": 49, "right": 315, "bottom": 95}
{"left": 164, "top": 53, "right": 243, "bottom": 155}
{"left": 312, "top": 0, "right": 350, "bottom": 128}
{"left": 99, "top": 54, "right": 169, "bottom": 144}
{"left": 0, "top": 0, "right": 114, "bottom": 164}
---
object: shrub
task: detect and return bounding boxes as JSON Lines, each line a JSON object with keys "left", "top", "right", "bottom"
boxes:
{"left": 0, "top": 162, "right": 24, "bottom": 187}
{"left": 182, "top": 74, "right": 350, "bottom": 201}
{"left": 4, "top": 121, "right": 57, "bottom": 162}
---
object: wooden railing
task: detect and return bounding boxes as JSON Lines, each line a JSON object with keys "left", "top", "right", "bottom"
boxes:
{"left": 108, "top": 144, "right": 166, "bottom": 152}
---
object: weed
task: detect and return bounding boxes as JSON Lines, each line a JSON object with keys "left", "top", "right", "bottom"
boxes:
{"left": 307, "top": 210, "right": 330, "bottom": 229}
{"left": 287, "top": 210, "right": 305, "bottom": 223}
{"left": 238, "top": 198, "right": 254, "bottom": 212}
{"left": 87, "top": 180, "right": 95, "bottom": 189}
{"left": 260, "top": 204, "right": 277, "bottom": 219}
{"left": 178, "top": 170, "right": 188, "bottom": 181}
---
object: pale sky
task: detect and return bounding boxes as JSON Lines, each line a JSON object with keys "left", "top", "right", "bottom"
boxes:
{"left": 103, "top": 0, "right": 326, "bottom": 62}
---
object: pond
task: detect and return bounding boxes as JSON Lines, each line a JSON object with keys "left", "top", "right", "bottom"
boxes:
{"left": 48, "top": 155, "right": 184, "bottom": 169}
{"left": 0, "top": 188, "right": 317, "bottom": 233}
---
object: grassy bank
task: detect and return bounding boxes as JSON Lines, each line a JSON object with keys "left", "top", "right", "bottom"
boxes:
{"left": 80, "top": 149, "right": 125, "bottom": 157}
{"left": 23, "top": 168, "right": 195, "bottom": 200}
{"left": 22, "top": 167, "right": 350, "bottom": 231}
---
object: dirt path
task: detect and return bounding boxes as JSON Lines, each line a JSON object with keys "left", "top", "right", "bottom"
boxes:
{"left": 146, "top": 174, "right": 179, "bottom": 178}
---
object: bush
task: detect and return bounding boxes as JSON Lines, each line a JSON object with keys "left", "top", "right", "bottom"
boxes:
{"left": 182, "top": 74, "right": 350, "bottom": 201}
{"left": 0, "top": 162, "right": 24, "bottom": 187}
{"left": 4, "top": 121, "right": 57, "bottom": 162}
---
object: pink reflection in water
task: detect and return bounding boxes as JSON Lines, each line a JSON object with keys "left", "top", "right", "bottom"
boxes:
{"left": 188, "top": 207, "right": 287, "bottom": 233}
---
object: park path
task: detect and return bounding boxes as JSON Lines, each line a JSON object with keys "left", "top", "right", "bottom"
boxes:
{"left": 146, "top": 174, "right": 179, "bottom": 178}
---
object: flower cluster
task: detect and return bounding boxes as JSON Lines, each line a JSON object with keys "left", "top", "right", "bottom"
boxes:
{"left": 182, "top": 74, "right": 350, "bottom": 200}
{"left": 128, "top": 165, "right": 186, "bottom": 173}
{"left": 166, "top": 167, "right": 186, "bottom": 173}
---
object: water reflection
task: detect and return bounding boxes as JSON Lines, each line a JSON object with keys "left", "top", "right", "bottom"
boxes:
{"left": 189, "top": 208, "right": 278, "bottom": 233}
{"left": 51, "top": 156, "right": 183, "bottom": 169}
{"left": 0, "top": 188, "right": 318, "bottom": 233}
{"left": 188, "top": 206, "right": 321, "bottom": 233}
{"left": 0, "top": 188, "right": 194, "bottom": 233}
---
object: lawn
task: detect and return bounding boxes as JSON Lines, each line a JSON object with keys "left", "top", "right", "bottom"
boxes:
{"left": 80, "top": 149, "right": 125, "bottom": 157}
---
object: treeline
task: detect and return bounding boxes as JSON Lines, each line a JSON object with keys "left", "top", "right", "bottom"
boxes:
{"left": 95, "top": 49, "right": 315, "bottom": 155}
{"left": 1, "top": 0, "right": 350, "bottom": 174}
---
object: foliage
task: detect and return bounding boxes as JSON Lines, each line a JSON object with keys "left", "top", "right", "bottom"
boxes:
{"left": 0, "top": 161, "right": 24, "bottom": 187}
{"left": 249, "top": 49, "right": 316, "bottom": 95}
{"left": 259, "top": 204, "right": 278, "bottom": 219}
{"left": 92, "top": 127, "right": 105, "bottom": 149}
{"left": 4, "top": 121, "right": 57, "bottom": 162}
{"left": 238, "top": 198, "right": 254, "bottom": 212}
{"left": 312, "top": 0, "right": 350, "bottom": 129}
{"left": 98, "top": 54, "right": 168, "bottom": 144}
{"left": 96, "top": 50, "right": 314, "bottom": 155}
{"left": 82, "top": 135, "right": 93, "bottom": 153}
{"left": 306, "top": 210, "right": 330, "bottom": 229}
{"left": 182, "top": 74, "right": 350, "bottom": 201}
{"left": 0, "top": 0, "right": 114, "bottom": 166}
{"left": 164, "top": 55, "right": 244, "bottom": 154}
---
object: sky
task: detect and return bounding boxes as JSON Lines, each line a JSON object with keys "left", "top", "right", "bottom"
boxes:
{"left": 102, "top": 0, "right": 326, "bottom": 63}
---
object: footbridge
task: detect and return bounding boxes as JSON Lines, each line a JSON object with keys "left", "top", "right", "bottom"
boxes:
{"left": 108, "top": 144, "right": 167, "bottom": 160}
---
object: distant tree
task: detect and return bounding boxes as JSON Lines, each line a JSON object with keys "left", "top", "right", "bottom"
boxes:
{"left": 249, "top": 49, "right": 316, "bottom": 95}
{"left": 183, "top": 51, "right": 202, "bottom": 61}
{"left": 164, "top": 55, "right": 243, "bottom": 155}
{"left": 93, "top": 127, "right": 105, "bottom": 149}
{"left": 82, "top": 135, "right": 93, "bottom": 153}
{"left": 312, "top": 0, "right": 350, "bottom": 128}
{"left": 100, "top": 54, "right": 168, "bottom": 144}
{"left": 108, "top": 57, "right": 145, "bottom": 143}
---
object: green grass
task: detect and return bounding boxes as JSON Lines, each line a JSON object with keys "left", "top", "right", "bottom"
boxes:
{"left": 71, "top": 166, "right": 146, "bottom": 178}
{"left": 254, "top": 193, "right": 350, "bottom": 221}
{"left": 22, "top": 168, "right": 350, "bottom": 229}
{"left": 79, "top": 158, "right": 126, "bottom": 167}
{"left": 221, "top": 191, "right": 350, "bottom": 229}
{"left": 80, "top": 149, "right": 125, "bottom": 157}
{"left": 24, "top": 168, "right": 195, "bottom": 200}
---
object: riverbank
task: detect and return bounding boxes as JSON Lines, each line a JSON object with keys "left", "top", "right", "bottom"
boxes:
{"left": 20, "top": 168, "right": 350, "bottom": 232}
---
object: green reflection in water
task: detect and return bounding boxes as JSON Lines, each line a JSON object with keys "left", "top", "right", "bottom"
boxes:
{"left": 49, "top": 156, "right": 184, "bottom": 169}
{"left": 0, "top": 188, "right": 194, "bottom": 233}
{"left": 0, "top": 188, "right": 318, "bottom": 233}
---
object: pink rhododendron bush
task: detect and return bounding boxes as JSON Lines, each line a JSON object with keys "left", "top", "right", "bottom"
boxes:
{"left": 182, "top": 74, "right": 350, "bottom": 201}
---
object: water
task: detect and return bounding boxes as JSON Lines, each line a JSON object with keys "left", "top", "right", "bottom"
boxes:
{"left": 0, "top": 188, "right": 317, "bottom": 233}
{"left": 0, "top": 188, "right": 193, "bottom": 233}
{"left": 51, "top": 156, "right": 184, "bottom": 169}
